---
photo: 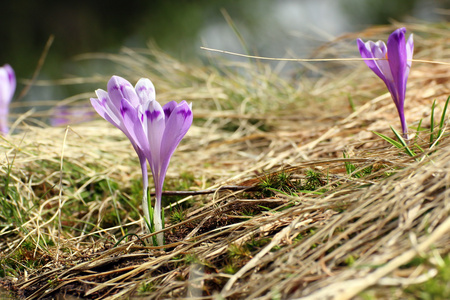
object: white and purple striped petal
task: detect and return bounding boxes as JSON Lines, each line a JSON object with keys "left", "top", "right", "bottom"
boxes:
{"left": 135, "top": 78, "right": 156, "bottom": 104}
{"left": 107, "top": 76, "right": 141, "bottom": 108}
{"left": 158, "top": 101, "right": 193, "bottom": 194}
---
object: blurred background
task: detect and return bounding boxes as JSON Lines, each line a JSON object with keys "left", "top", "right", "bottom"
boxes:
{"left": 0, "top": 0, "right": 449, "bottom": 104}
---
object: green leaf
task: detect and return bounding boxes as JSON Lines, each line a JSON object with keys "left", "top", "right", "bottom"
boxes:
{"left": 267, "top": 187, "right": 291, "bottom": 197}
{"left": 348, "top": 94, "right": 356, "bottom": 112}
{"left": 390, "top": 126, "right": 416, "bottom": 157}
{"left": 430, "top": 99, "right": 437, "bottom": 144}
{"left": 437, "top": 95, "right": 450, "bottom": 143}
{"left": 298, "top": 190, "right": 324, "bottom": 195}
{"left": 413, "top": 118, "right": 423, "bottom": 141}
{"left": 373, "top": 129, "right": 416, "bottom": 158}
{"left": 372, "top": 131, "right": 403, "bottom": 148}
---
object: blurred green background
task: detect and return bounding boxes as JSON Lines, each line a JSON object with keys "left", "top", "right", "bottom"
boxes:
{"left": 1, "top": 0, "right": 449, "bottom": 103}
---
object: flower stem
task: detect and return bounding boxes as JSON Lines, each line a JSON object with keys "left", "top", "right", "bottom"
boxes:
{"left": 153, "top": 197, "right": 164, "bottom": 245}
{"left": 399, "top": 113, "right": 409, "bottom": 142}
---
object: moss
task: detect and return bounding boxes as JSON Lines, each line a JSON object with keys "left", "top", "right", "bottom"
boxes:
{"left": 403, "top": 255, "right": 450, "bottom": 299}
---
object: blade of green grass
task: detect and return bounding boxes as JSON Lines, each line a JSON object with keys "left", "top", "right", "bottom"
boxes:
{"left": 372, "top": 131, "right": 403, "bottom": 149}
{"left": 437, "top": 95, "right": 450, "bottom": 143}
{"left": 414, "top": 118, "right": 423, "bottom": 141}
{"left": 390, "top": 126, "right": 416, "bottom": 157}
{"left": 430, "top": 99, "right": 437, "bottom": 144}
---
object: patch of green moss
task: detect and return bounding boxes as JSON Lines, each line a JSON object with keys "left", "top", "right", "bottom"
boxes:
{"left": 403, "top": 255, "right": 450, "bottom": 299}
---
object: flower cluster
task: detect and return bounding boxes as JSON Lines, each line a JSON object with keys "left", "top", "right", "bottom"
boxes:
{"left": 85, "top": 27, "right": 414, "bottom": 246}
{"left": 0, "top": 64, "right": 16, "bottom": 135}
{"left": 91, "top": 76, "right": 193, "bottom": 245}
{"left": 357, "top": 27, "right": 414, "bottom": 139}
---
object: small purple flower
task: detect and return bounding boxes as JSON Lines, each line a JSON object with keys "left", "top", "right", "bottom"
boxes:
{"left": 0, "top": 64, "right": 16, "bottom": 135}
{"left": 91, "top": 76, "right": 151, "bottom": 225}
{"left": 357, "top": 28, "right": 414, "bottom": 139}
{"left": 91, "top": 76, "right": 193, "bottom": 245}
{"left": 51, "top": 104, "right": 96, "bottom": 126}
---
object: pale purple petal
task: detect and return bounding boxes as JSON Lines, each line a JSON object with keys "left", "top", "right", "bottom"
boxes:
{"left": 120, "top": 99, "right": 149, "bottom": 153}
{"left": 357, "top": 39, "right": 394, "bottom": 84}
{"left": 144, "top": 100, "right": 165, "bottom": 155}
{"left": 371, "top": 41, "right": 394, "bottom": 83}
{"left": 90, "top": 97, "right": 115, "bottom": 125}
{"left": 162, "top": 100, "right": 178, "bottom": 120}
{"left": 92, "top": 89, "right": 123, "bottom": 127}
{"left": 142, "top": 100, "right": 166, "bottom": 197}
{"left": 91, "top": 96, "right": 144, "bottom": 155}
{"left": 158, "top": 102, "right": 193, "bottom": 195}
{"left": 0, "top": 64, "right": 16, "bottom": 134}
{"left": 406, "top": 34, "right": 414, "bottom": 69}
{"left": 135, "top": 78, "right": 156, "bottom": 104}
{"left": 0, "top": 64, "right": 15, "bottom": 104}
{"left": 357, "top": 39, "right": 383, "bottom": 79}
{"left": 107, "top": 76, "right": 140, "bottom": 108}
{"left": 161, "top": 102, "right": 193, "bottom": 162}
{"left": 5, "top": 65, "right": 16, "bottom": 98}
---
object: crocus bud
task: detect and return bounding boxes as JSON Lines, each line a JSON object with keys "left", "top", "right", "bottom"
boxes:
{"left": 357, "top": 28, "right": 414, "bottom": 139}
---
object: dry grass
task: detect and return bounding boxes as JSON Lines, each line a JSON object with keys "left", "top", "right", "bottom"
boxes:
{"left": 1, "top": 23, "right": 450, "bottom": 299}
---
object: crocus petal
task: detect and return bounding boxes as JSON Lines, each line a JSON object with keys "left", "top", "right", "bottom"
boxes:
{"left": 135, "top": 78, "right": 156, "bottom": 104}
{"left": 161, "top": 101, "right": 193, "bottom": 157}
{"left": 357, "top": 39, "right": 385, "bottom": 81}
{"left": 145, "top": 100, "right": 165, "bottom": 161}
{"left": 387, "top": 28, "right": 408, "bottom": 105}
{"left": 91, "top": 89, "right": 122, "bottom": 128}
{"left": 107, "top": 76, "right": 141, "bottom": 108}
{"left": 0, "top": 64, "right": 16, "bottom": 134}
{"left": 366, "top": 42, "right": 398, "bottom": 105}
{"left": 371, "top": 41, "right": 395, "bottom": 83}
{"left": 406, "top": 34, "right": 414, "bottom": 69}
{"left": 152, "top": 101, "right": 192, "bottom": 245}
{"left": 91, "top": 96, "right": 144, "bottom": 156}
{"left": 142, "top": 100, "right": 166, "bottom": 197}
{"left": 159, "top": 102, "right": 193, "bottom": 189}
{"left": 120, "top": 99, "right": 149, "bottom": 153}
{"left": 357, "top": 39, "right": 395, "bottom": 85}
{"left": 0, "top": 64, "right": 15, "bottom": 104}
{"left": 90, "top": 97, "right": 115, "bottom": 125}
{"left": 162, "top": 100, "right": 178, "bottom": 120}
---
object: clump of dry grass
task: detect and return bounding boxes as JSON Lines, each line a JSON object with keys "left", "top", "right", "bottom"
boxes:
{"left": 1, "top": 23, "right": 450, "bottom": 299}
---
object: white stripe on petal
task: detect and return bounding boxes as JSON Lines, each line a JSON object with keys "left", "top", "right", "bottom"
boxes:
{"left": 406, "top": 34, "right": 414, "bottom": 68}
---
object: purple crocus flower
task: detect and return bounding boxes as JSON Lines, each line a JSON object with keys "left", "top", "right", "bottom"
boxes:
{"left": 91, "top": 76, "right": 151, "bottom": 224}
{"left": 357, "top": 28, "right": 414, "bottom": 139}
{"left": 91, "top": 76, "right": 193, "bottom": 245}
{"left": 120, "top": 78, "right": 193, "bottom": 245}
{"left": 0, "top": 64, "right": 16, "bottom": 135}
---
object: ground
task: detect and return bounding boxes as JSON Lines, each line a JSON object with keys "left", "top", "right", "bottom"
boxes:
{"left": 1, "top": 23, "right": 450, "bottom": 299}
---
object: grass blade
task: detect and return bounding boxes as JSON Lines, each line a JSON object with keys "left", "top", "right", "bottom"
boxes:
{"left": 414, "top": 118, "right": 423, "bottom": 141}
{"left": 372, "top": 131, "right": 403, "bottom": 149}
{"left": 390, "top": 126, "right": 416, "bottom": 157}
{"left": 437, "top": 95, "right": 450, "bottom": 142}
{"left": 430, "top": 99, "right": 437, "bottom": 144}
